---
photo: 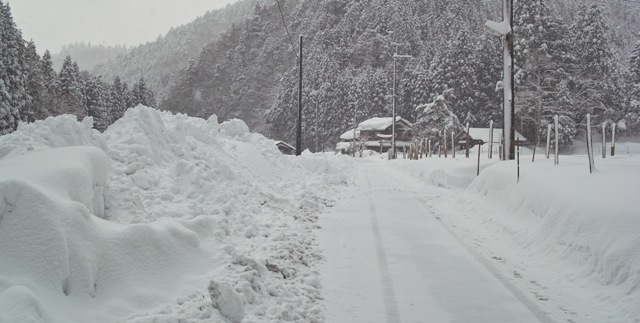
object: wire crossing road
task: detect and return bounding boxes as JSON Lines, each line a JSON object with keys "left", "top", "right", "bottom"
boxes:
{"left": 318, "top": 160, "right": 545, "bottom": 323}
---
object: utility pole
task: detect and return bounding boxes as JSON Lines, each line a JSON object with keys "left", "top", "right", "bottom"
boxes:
{"left": 391, "top": 53, "right": 412, "bottom": 159}
{"left": 296, "top": 35, "right": 303, "bottom": 156}
{"left": 353, "top": 103, "right": 357, "bottom": 157}
{"left": 315, "top": 101, "right": 318, "bottom": 153}
{"left": 485, "top": 0, "right": 515, "bottom": 160}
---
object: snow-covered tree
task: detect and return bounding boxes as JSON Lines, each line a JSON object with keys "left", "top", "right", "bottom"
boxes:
{"left": 131, "top": 77, "right": 156, "bottom": 108}
{"left": 83, "top": 75, "right": 110, "bottom": 131}
{"left": 23, "top": 40, "right": 47, "bottom": 122}
{"left": 0, "top": 1, "right": 29, "bottom": 134}
{"left": 570, "top": 4, "right": 624, "bottom": 125}
{"left": 514, "top": 0, "right": 575, "bottom": 147}
{"left": 414, "top": 89, "right": 463, "bottom": 142}
{"left": 108, "top": 76, "right": 130, "bottom": 124}
{"left": 57, "top": 56, "right": 84, "bottom": 117}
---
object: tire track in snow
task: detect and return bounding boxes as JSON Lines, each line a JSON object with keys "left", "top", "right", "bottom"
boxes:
{"left": 364, "top": 169, "right": 402, "bottom": 323}
{"left": 413, "top": 196, "right": 555, "bottom": 323}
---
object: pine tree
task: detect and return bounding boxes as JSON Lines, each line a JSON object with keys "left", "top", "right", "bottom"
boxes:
{"left": 630, "top": 39, "right": 640, "bottom": 85}
{"left": 39, "top": 50, "right": 58, "bottom": 118}
{"left": 571, "top": 4, "right": 624, "bottom": 125}
{"left": 84, "top": 75, "right": 110, "bottom": 131}
{"left": 57, "top": 55, "right": 84, "bottom": 117}
{"left": 624, "top": 39, "right": 640, "bottom": 134}
{"left": 131, "top": 77, "right": 156, "bottom": 107}
{"left": 0, "top": 1, "right": 29, "bottom": 134}
{"left": 23, "top": 40, "right": 47, "bottom": 122}
{"left": 514, "top": 0, "right": 576, "bottom": 147}
{"left": 108, "top": 76, "right": 129, "bottom": 123}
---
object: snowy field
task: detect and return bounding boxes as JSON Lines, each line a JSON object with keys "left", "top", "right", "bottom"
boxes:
{"left": 1, "top": 107, "right": 639, "bottom": 322}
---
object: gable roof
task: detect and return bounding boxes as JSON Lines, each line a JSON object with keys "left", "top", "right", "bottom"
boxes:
{"left": 275, "top": 141, "right": 296, "bottom": 150}
{"left": 358, "top": 116, "right": 413, "bottom": 131}
{"left": 340, "top": 129, "right": 360, "bottom": 140}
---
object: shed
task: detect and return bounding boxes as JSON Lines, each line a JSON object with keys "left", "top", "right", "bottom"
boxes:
{"left": 275, "top": 141, "right": 296, "bottom": 155}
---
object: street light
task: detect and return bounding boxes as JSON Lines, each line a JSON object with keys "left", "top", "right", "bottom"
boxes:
{"left": 392, "top": 53, "right": 413, "bottom": 159}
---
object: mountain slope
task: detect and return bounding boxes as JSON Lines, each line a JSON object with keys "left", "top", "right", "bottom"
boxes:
{"left": 162, "top": 0, "right": 640, "bottom": 151}
{"left": 92, "top": 0, "right": 258, "bottom": 100}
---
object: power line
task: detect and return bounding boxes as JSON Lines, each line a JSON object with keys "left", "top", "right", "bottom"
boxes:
{"left": 275, "top": 0, "right": 296, "bottom": 52}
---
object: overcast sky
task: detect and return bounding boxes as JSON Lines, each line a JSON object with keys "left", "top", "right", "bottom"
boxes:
{"left": 10, "top": 0, "right": 239, "bottom": 54}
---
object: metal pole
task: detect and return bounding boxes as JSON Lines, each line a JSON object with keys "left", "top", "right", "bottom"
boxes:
{"left": 489, "top": 120, "right": 494, "bottom": 159}
{"left": 477, "top": 140, "right": 481, "bottom": 176}
{"left": 296, "top": 35, "right": 303, "bottom": 155}
{"left": 546, "top": 124, "right": 551, "bottom": 159}
{"left": 554, "top": 114, "right": 559, "bottom": 165}
{"left": 517, "top": 137, "right": 520, "bottom": 183}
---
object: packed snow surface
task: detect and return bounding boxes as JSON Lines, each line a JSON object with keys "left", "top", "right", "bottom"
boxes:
{"left": 1, "top": 107, "right": 639, "bottom": 322}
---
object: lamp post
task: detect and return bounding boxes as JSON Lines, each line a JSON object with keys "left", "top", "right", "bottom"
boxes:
{"left": 392, "top": 53, "right": 413, "bottom": 159}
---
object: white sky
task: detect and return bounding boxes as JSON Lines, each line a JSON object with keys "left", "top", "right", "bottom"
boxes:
{"left": 10, "top": 0, "right": 239, "bottom": 54}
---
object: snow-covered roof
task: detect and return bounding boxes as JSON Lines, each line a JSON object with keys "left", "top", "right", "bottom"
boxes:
{"left": 340, "top": 129, "right": 360, "bottom": 140}
{"left": 467, "top": 128, "right": 527, "bottom": 143}
{"left": 275, "top": 141, "right": 295, "bottom": 150}
{"left": 358, "top": 116, "right": 413, "bottom": 131}
{"left": 335, "top": 142, "right": 351, "bottom": 150}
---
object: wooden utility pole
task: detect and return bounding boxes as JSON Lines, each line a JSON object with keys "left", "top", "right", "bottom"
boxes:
{"left": 465, "top": 122, "right": 470, "bottom": 158}
{"left": 296, "top": 35, "right": 303, "bottom": 156}
{"left": 485, "top": 0, "right": 515, "bottom": 160}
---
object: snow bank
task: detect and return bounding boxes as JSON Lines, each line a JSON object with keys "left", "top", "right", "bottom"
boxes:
{"left": 391, "top": 151, "right": 640, "bottom": 321}
{"left": 0, "top": 105, "right": 353, "bottom": 322}
{"left": 469, "top": 158, "right": 640, "bottom": 317}
{"left": 0, "top": 146, "right": 206, "bottom": 322}
{"left": 0, "top": 115, "right": 106, "bottom": 159}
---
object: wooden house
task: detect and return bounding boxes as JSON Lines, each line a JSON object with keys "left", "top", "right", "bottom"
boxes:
{"left": 455, "top": 128, "right": 527, "bottom": 150}
{"left": 337, "top": 117, "right": 413, "bottom": 153}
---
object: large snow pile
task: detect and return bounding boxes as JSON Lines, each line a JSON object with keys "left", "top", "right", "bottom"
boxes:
{"left": 0, "top": 106, "right": 353, "bottom": 322}
{"left": 391, "top": 149, "right": 640, "bottom": 322}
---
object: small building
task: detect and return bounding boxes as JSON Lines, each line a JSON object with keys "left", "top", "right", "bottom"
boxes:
{"left": 337, "top": 117, "right": 413, "bottom": 153}
{"left": 275, "top": 141, "right": 296, "bottom": 155}
{"left": 456, "top": 128, "right": 527, "bottom": 150}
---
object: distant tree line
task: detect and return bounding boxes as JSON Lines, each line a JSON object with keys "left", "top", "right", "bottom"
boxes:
{"left": 0, "top": 1, "right": 156, "bottom": 135}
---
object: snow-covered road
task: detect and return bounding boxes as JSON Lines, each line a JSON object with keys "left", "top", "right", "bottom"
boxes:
{"left": 318, "top": 160, "right": 546, "bottom": 323}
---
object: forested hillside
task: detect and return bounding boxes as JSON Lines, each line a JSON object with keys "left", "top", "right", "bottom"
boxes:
{"left": 0, "top": 1, "right": 155, "bottom": 135}
{"left": 162, "top": 0, "right": 640, "bottom": 151}
{"left": 92, "top": 0, "right": 258, "bottom": 101}
{"left": 52, "top": 42, "right": 130, "bottom": 71}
